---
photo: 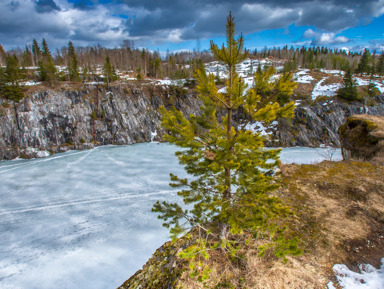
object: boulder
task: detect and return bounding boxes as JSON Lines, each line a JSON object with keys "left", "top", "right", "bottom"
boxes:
{"left": 338, "top": 114, "right": 384, "bottom": 163}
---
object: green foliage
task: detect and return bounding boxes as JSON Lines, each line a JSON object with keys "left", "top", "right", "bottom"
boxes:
{"left": 355, "top": 49, "right": 372, "bottom": 76}
{"left": 136, "top": 65, "right": 143, "bottom": 80}
{"left": 377, "top": 53, "right": 384, "bottom": 76}
{"left": 367, "top": 76, "right": 380, "bottom": 98}
{"left": 283, "top": 59, "right": 297, "bottom": 73}
{"left": 152, "top": 12, "right": 299, "bottom": 281}
{"left": 103, "top": 56, "right": 118, "bottom": 86}
{"left": 337, "top": 68, "right": 358, "bottom": 101}
{"left": 0, "top": 44, "right": 6, "bottom": 66}
{"left": 0, "top": 55, "right": 24, "bottom": 102}
{"left": 90, "top": 110, "right": 97, "bottom": 120}
{"left": 67, "top": 41, "right": 80, "bottom": 82}
{"left": 38, "top": 39, "right": 57, "bottom": 86}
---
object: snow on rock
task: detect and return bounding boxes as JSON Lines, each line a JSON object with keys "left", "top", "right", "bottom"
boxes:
{"left": 243, "top": 121, "right": 277, "bottom": 136}
{"left": 312, "top": 77, "right": 342, "bottom": 100}
{"left": 150, "top": 130, "right": 157, "bottom": 142}
{"left": 327, "top": 258, "right": 384, "bottom": 289}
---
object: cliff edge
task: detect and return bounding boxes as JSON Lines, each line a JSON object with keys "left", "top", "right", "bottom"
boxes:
{"left": 119, "top": 117, "right": 384, "bottom": 288}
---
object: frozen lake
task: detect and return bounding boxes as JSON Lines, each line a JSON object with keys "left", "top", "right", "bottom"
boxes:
{"left": 0, "top": 143, "right": 342, "bottom": 289}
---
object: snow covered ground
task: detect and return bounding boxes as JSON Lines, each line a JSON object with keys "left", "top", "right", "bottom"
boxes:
{"left": 320, "top": 69, "right": 345, "bottom": 75}
{"left": 0, "top": 143, "right": 343, "bottom": 289}
{"left": 328, "top": 259, "right": 384, "bottom": 289}
{"left": 312, "top": 77, "right": 342, "bottom": 99}
{"left": 294, "top": 69, "right": 314, "bottom": 83}
{"left": 204, "top": 58, "right": 281, "bottom": 79}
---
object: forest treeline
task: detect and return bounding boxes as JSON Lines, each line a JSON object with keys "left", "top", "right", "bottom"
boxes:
{"left": 0, "top": 39, "right": 384, "bottom": 88}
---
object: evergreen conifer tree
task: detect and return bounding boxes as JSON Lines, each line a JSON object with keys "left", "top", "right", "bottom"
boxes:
{"left": 67, "top": 41, "right": 80, "bottom": 82}
{"left": 337, "top": 68, "right": 358, "bottom": 101}
{"left": 0, "top": 44, "right": 6, "bottom": 67}
{"left": 153, "top": 13, "right": 300, "bottom": 274}
{"left": 32, "top": 39, "right": 41, "bottom": 67}
{"left": 38, "top": 39, "right": 57, "bottom": 86}
{"left": 136, "top": 65, "right": 143, "bottom": 80}
{"left": 377, "top": 53, "right": 384, "bottom": 76}
{"left": 1, "top": 55, "right": 24, "bottom": 102}
{"left": 22, "top": 45, "right": 32, "bottom": 68}
{"left": 356, "top": 48, "right": 372, "bottom": 76}
{"left": 103, "top": 56, "right": 118, "bottom": 86}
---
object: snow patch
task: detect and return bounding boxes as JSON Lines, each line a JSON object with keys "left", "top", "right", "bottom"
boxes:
{"left": 354, "top": 77, "right": 370, "bottom": 86}
{"left": 294, "top": 69, "right": 315, "bottom": 83}
{"left": 321, "top": 69, "right": 345, "bottom": 75}
{"left": 312, "top": 77, "right": 342, "bottom": 99}
{"left": 328, "top": 258, "right": 384, "bottom": 289}
{"left": 243, "top": 121, "right": 276, "bottom": 136}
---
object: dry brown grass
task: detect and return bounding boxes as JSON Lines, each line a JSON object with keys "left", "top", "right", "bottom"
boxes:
{"left": 322, "top": 75, "right": 343, "bottom": 86}
{"left": 294, "top": 83, "right": 314, "bottom": 100}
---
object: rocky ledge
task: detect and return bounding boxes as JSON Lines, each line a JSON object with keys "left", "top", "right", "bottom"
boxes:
{"left": 0, "top": 84, "right": 200, "bottom": 160}
{"left": 339, "top": 114, "right": 384, "bottom": 163}
{"left": 1, "top": 84, "right": 384, "bottom": 160}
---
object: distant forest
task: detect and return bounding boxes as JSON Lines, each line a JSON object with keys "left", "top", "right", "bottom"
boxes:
{"left": 0, "top": 39, "right": 384, "bottom": 87}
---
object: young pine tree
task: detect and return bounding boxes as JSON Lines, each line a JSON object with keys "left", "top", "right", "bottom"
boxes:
{"left": 32, "top": 39, "right": 41, "bottom": 67}
{"left": 356, "top": 48, "right": 372, "bottom": 76}
{"left": 67, "top": 41, "right": 79, "bottom": 82}
{"left": 337, "top": 68, "right": 358, "bottom": 101}
{"left": 377, "top": 53, "right": 384, "bottom": 76}
{"left": 2, "top": 55, "right": 24, "bottom": 102}
{"left": 0, "top": 44, "right": 6, "bottom": 67}
{"left": 38, "top": 39, "right": 57, "bottom": 86}
{"left": 153, "top": 13, "right": 300, "bottom": 274}
{"left": 103, "top": 56, "right": 118, "bottom": 87}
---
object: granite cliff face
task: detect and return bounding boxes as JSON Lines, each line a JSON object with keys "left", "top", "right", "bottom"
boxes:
{"left": 0, "top": 85, "right": 201, "bottom": 160}
{"left": 1, "top": 85, "right": 384, "bottom": 160}
{"left": 271, "top": 95, "right": 384, "bottom": 147}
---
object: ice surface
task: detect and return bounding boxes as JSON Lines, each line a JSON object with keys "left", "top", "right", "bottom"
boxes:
{"left": 327, "top": 258, "right": 384, "bottom": 289}
{"left": 0, "top": 143, "right": 342, "bottom": 289}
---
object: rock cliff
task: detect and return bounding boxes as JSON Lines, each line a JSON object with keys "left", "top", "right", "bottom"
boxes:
{"left": 1, "top": 84, "right": 384, "bottom": 160}
{"left": 272, "top": 95, "right": 384, "bottom": 147}
{"left": 0, "top": 84, "right": 201, "bottom": 160}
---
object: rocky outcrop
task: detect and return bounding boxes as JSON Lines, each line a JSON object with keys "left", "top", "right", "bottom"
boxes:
{"left": 0, "top": 84, "right": 201, "bottom": 160}
{"left": 338, "top": 114, "right": 384, "bottom": 163}
{"left": 1, "top": 85, "right": 384, "bottom": 160}
{"left": 272, "top": 95, "right": 384, "bottom": 147}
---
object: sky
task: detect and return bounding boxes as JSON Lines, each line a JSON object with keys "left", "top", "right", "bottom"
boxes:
{"left": 0, "top": 0, "right": 384, "bottom": 53}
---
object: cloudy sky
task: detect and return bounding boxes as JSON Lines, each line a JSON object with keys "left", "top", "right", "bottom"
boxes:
{"left": 1, "top": 0, "right": 384, "bottom": 52}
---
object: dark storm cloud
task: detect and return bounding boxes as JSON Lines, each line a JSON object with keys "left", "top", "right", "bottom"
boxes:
{"left": 120, "top": 0, "right": 384, "bottom": 40}
{"left": 34, "top": 0, "right": 61, "bottom": 13}
{"left": 0, "top": 0, "right": 383, "bottom": 50}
